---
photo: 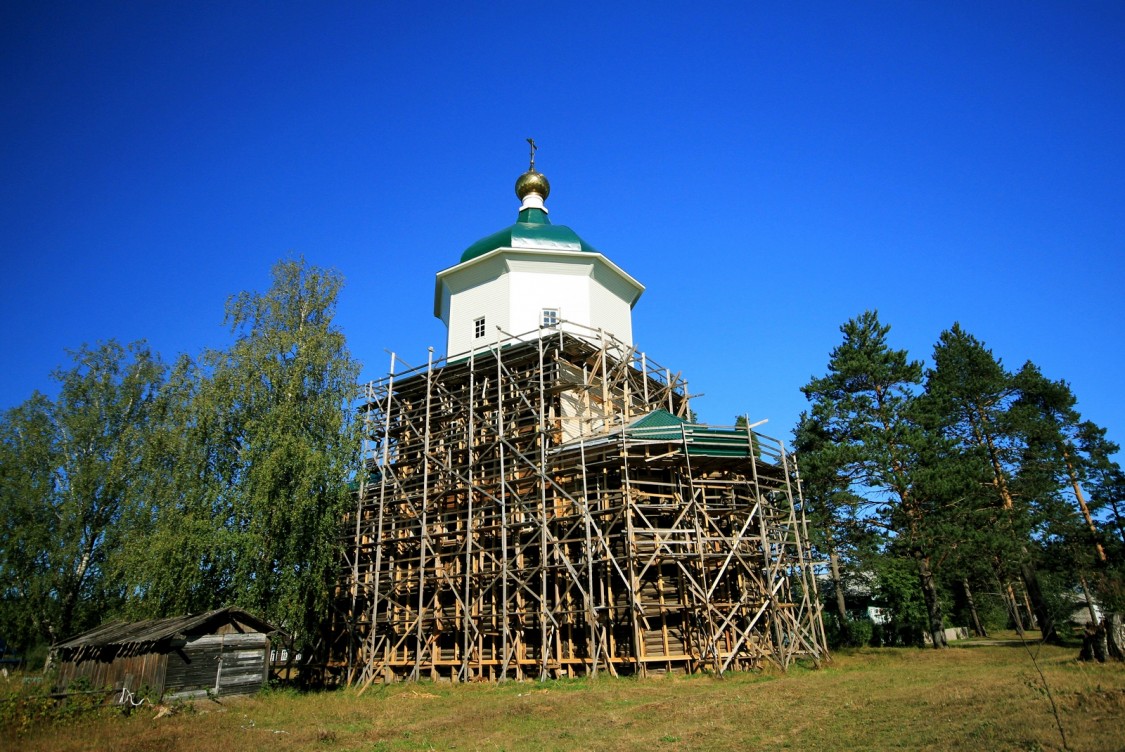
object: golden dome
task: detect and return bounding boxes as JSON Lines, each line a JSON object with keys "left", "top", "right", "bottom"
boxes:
{"left": 515, "top": 169, "right": 550, "bottom": 202}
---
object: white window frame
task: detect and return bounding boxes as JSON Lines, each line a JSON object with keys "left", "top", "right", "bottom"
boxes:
{"left": 541, "top": 308, "right": 559, "bottom": 329}
{"left": 474, "top": 317, "right": 485, "bottom": 339}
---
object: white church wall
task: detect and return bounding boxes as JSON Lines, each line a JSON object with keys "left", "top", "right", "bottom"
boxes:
{"left": 588, "top": 278, "right": 634, "bottom": 347}
{"left": 446, "top": 271, "right": 510, "bottom": 357}
{"left": 590, "top": 262, "right": 643, "bottom": 308}
{"left": 438, "top": 247, "right": 642, "bottom": 358}
{"left": 507, "top": 256, "right": 592, "bottom": 337}
{"left": 438, "top": 255, "right": 507, "bottom": 324}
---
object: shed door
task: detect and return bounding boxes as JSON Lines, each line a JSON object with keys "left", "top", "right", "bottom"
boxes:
{"left": 163, "top": 636, "right": 222, "bottom": 699}
{"left": 214, "top": 633, "right": 269, "bottom": 697}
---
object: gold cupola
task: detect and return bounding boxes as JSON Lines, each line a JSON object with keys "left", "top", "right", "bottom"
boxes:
{"left": 515, "top": 138, "right": 550, "bottom": 211}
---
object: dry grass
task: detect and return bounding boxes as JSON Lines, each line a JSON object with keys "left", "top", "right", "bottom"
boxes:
{"left": 8, "top": 636, "right": 1125, "bottom": 751}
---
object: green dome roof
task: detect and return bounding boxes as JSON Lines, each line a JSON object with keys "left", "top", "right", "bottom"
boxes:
{"left": 460, "top": 207, "right": 599, "bottom": 263}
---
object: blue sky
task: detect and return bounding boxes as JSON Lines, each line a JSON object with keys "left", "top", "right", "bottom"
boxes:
{"left": 2, "top": 2, "right": 1123, "bottom": 452}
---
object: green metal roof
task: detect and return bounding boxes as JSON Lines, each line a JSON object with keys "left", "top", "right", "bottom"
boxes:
{"left": 627, "top": 409, "right": 690, "bottom": 440}
{"left": 627, "top": 410, "right": 760, "bottom": 459}
{"left": 460, "top": 207, "right": 599, "bottom": 263}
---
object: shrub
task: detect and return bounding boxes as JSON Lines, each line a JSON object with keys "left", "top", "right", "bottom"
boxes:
{"left": 846, "top": 618, "right": 874, "bottom": 647}
{"left": 0, "top": 672, "right": 114, "bottom": 737}
{"left": 824, "top": 615, "right": 877, "bottom": 648}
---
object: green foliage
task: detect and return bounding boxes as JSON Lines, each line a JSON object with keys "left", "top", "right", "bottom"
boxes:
{"left": 823, "top": 615, "right": 876, "bottom": 648}
{"left": 120, "top": 258, "right": 361, "bottom": 654}
{"left": 0, "top": 682, "right": 57, "bottom": 737}
{"left": 869, "top": 550, "right": 932, "bottom": 645}
{"left": 0, "top": 674, "right": 111, "bottom": 737}
{"left": 2, "top": 257, "right": 360, "bottom": 665}
{"left": 797, "top": 313, "right": 1125, "bottom": 650}
{"left": 215, "top": 258, "right": 361, "bottom": 648}
{"left": 846, "top": 616, "right": 873, "bottom": 648}
{"left": 0, "top": 342, "right": 165, "bottom": 648}
{"left": 949, "top": 585, "right": 1008, "bottom": 635}
{"left": 22, "top": 643, "right": 50, "bottom": 672}
{"left": 797, "top": 310, "right": 951, "bottom": 645}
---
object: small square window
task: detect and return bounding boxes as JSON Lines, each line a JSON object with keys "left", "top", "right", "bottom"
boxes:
{"left": 542, "top": 308, "right": 559, "bottom": 328}
{"left": 474, "top": 317, "right": 485, "bottom": 338}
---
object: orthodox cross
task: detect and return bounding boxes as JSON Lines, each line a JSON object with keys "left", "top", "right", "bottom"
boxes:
{"left": 527, "top": 137, "right": 537, "bottom": 171}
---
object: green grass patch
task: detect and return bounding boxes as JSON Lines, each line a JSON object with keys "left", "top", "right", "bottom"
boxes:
{"left": 6, "top": 636, "right": 1125, "bottom": 751}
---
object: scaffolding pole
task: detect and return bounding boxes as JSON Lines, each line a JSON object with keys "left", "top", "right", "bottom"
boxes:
{"left": 332, "top": 325, "right": 826, "bottom": 684}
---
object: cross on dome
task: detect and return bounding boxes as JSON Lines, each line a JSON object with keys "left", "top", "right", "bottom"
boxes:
{"left": 515, "top": 137, "right": 550, "bottom": 211}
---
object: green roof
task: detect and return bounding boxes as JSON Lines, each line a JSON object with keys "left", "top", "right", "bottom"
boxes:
{"left": 627, "top": 409, "right": 690, "bottom": 440}
{"left": 627, "top": 410, "right": 761, "bottom": 459}
{"left": 460, "top": 207, "right": 599, "bottom": 263}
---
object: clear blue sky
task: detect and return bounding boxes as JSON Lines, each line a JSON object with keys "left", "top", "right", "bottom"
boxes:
{"left": 3, "top": 2, "right": 1123, "bottom": 452}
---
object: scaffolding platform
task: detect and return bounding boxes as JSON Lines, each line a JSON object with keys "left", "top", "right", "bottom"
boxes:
{"left": 331, "top": 325, "right": 827, "bottom": 685}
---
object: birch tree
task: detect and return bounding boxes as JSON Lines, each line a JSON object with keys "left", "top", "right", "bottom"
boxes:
{"left": 126, "top": 258, "right": 362, "bottom": 660}
{"left": 0, "top": 342, "right": 164, "bottom": 648}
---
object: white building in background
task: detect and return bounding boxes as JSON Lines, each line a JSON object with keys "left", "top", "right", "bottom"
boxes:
{"left": 434, "top": 153, "right": 644, "bottom": 357}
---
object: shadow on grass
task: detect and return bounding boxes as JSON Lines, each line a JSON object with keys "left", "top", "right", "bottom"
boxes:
{"left": 950, "top": 634, "right": 1086, "bottom": 657}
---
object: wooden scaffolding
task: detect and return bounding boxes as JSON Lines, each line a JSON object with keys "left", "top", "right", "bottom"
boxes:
{"left": 331, "top": 325, "right": 827, "bottom": 685}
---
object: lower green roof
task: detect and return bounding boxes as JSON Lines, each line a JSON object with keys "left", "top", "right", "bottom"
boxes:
{"left": 627, "top": 410, "right": 760, "bottom": 458}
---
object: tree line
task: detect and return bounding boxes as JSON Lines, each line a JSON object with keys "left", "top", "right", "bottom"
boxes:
{"left": 0, "top": 259, "right": 360, "bottom": 664}
{"left": 795, "top": 311, "right": 1124, "bottom": 653}
{"left": 4, "top": 273, "right": 1121, "bottom": 665}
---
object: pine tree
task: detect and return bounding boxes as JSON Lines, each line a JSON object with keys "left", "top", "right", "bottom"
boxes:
{"left": 1076, "top": 421, "right": 1125, "bottom": 549}
{"left": 922, "top": 324, "right": 1053, "bottom": 640}
{"left": 800, "top": 311, "right": 949, "bottom": 647}
{"left": 1011, "top": 363, "right": 1124, "bottom": 639}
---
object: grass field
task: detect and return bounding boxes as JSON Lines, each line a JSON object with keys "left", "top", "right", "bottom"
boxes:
{"left": 6, "top": 635, "right": 1125, "bottom": 751}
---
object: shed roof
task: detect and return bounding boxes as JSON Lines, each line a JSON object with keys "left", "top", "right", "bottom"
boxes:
{"left": 53, "top": 607, "right": 278, "bottom": 653}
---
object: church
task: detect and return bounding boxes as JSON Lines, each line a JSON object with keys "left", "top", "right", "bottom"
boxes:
{"left": 436, "top": 146, "right": 642, "bottom": 358}
{"left": 331, "top": 145, "right": 826, "bottom": 684}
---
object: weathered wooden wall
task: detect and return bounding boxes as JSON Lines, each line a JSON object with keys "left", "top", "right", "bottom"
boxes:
{"left": 164, "top": 633, "right": 270, "bottom": 700}
{"left": 57, "top": 632, "right": 269, "bottom": 701}
{"left": 56, "top": 652, "right": 168, "bottom": 697}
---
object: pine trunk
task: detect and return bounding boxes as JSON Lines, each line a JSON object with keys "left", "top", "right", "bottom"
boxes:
{"left": 829, "top": 550, "right": 848, "bottom": 625}
{"left": 1079, "top": 576, "right": 1099, "bottom": 624}
{"left": 1004, "top": 581, "right": 1026, "bottom": 634}
{"left": 962, "top": 577, "right": 987, "bottom": 637}
{"left": 1079, "top": 621, "right": 1107, "bottom": 662}
{"left": 1020, "top": 582, "right": 1039, "bottom": 629}
{"left": 1020, "top": 560, "right": 1061, "bottom": 643}
{"left": 917, "top": 552, "right": 946, "bottom": 648}
{"left": 1061, "top": 445, "right": 1108, "bottom": 564}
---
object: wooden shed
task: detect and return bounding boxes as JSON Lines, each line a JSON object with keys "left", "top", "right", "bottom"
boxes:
{"left": 52, "top": 607, "right": 279, "bottom": 701}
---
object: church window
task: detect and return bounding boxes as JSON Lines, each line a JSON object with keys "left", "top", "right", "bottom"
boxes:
{"left": 474, "top": 317, "right": 485, "bottom": 338}
{"left": 542, "top": 308, "right": 559, "bottom": 328}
